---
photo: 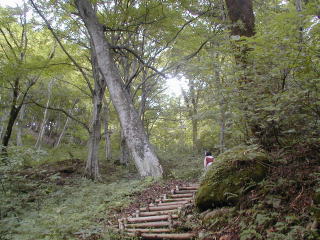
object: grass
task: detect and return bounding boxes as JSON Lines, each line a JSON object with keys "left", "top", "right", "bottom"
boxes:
{"left": 3, "top": 179, "right": 151, "bottom": 240}
{"left": 0, "top": 169, "right": 153, "bottom": 240}
{"left": 0, "top": 142, "right": 155, "bottom": 240}
{"left": 0, "top": 144, "right": 203, "bottom": 240}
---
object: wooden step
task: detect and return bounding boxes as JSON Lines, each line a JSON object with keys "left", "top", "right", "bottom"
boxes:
{"left": 140, "top": 204, "right": 183, "bottom": 212}
{"left": 125, "top": 228, "right": 172, "bottom": 233}
{"left": 127, "top": 232, "right": 195, "bottom": 239}
{"left": 118, "top": 183, "right": 199, "bottom": 239}
{"left": 127, "top": 215, "right": 178, "bottom": 223}
{"left": 138, "top": 210, "right": 177, "bottom": 217}
{"left": 155, "top": 198, "right": 193, "bottom": 203}
{"left": 168, "top": 193, "right": 194, "bottom": 198}
{"left": 124, "top": 221, "right": 172, "bottom": 228}
{"left": 173, "top": 190, "right": 197, "bottom": 194}
{"left": 179, "top": 186, "right": 199, "bottom": 190}
{"left": 150, "top": 201, "right": 189, "bottom": 207}
{"left": 156, "top": 200, "right": 190, "bottom": 206}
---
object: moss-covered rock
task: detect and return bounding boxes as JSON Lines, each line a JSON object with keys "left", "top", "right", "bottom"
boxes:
{"left": 195, "top": 145, "right": 268, "bottom": 211}
{"left": 313, "top": 191, "right": 320, "bottom": 205}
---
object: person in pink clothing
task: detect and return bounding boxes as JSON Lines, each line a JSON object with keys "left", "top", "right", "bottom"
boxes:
{"left": 204, "top": 151, "right": 215, "bottom": 169}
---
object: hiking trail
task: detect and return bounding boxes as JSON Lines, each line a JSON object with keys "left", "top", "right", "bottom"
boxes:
{"left": 116, "top": 183, "right": 199, "bottom": 239}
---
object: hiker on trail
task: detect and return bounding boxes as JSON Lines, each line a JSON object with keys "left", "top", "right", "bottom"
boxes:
{"left": 204, "top": 151, "right": 215, "bottom": 169}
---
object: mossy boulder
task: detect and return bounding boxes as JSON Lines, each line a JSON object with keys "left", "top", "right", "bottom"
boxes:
{"left": 195, "top": 145, "right": 268, "bottom": 211}
{"left": 313, "top": 191, "right": 320, "bottom": 205}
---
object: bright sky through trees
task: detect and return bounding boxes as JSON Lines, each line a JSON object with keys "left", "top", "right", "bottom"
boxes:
{"left": 0, "top": 0, "right": 186, "bottom": 96}
{"left": 0, "top": 0, "right": 22, "bottom": 7}
{"left": 166, "top": 76, "right": 188, "bottom": 96}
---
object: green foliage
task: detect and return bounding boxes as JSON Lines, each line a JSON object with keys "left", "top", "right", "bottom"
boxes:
{"left": 158, "top": 150, "right": 203, "bottom": 180}
{"left": 2, "top": 146, "right": 48, "bottom": 168}
{"left": 0, "top": 166, "right": 152, "bottom": 240}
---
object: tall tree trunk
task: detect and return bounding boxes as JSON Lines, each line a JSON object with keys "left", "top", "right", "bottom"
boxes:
{"left": 225, "top": 0, "right": 258, "bottom": 141}
{"left": 225, "top": 0, "right": 255, "bottom": 37}
{"left": 1, "top": 106, "right": 21, "bottom": 154}
{"left": 103, "top": 102, "right": 112, "bottom": 160}
{"left": 182, "top": 79, "right": 200, "bottom": 153}
{"left": 192, "top": 117, "right": 198, "bottom": 152}
{"left": 16, "top": 103, "right": 26, "bottom": 146}
{"left": 138, "top": 69, "right": 148, "bottom": 123}
{"left": 75, "top": 0, "right": 163, "bottom": 178}
{"left": 54, "top": 116, "right": 69, "bottom": 148}
{"left": 213, "top": 59, "right": 227, "bottom": 154}
{"left": 120, "top": 129, "right": 130, "bottom": 165}
{"left": 219, "top": 99, "right": 226, "bottom": 153}
{"left": 225, "top": 0, "right": 255, "bottom": 74}
{"left": 295, "top": 0, "right": 303, "bottom": 49}
{"left": 35, "top": 79, "right": 54, "bottom": 150}
{"left": 0, "top": 110, "right": 9, "bottom": 141}
{"left": 54, "top": 100, "right": 78, "bottom": 148}
{"left": 85, "top": 52, "right": 106, "bottom": 180}
{"left": 1, "top": 77, "right": 21, "bottom": 155}
{"left": 86, "top": 91, "right": 103, "bottom": 180}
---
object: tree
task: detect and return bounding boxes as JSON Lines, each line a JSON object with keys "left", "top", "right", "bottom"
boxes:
{"left": 0, "top": 5, "right": 56, "bottom": 156}
{"left": 75, "top": 0, "right": 163, "bottom": 178}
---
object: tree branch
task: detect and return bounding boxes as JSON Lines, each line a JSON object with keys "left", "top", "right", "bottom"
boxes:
{"left": 110, "top": 45, "right": 166, "bottom": 78}
{"left": 29, "top": 0, "right": 94, "bottom": 96}
{"left": 31, "top": 99, "right": 90, "bottom": 133}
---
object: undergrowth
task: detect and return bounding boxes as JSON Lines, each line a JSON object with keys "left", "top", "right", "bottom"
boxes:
{"left": 0, "top": 145, "right": 203, "bottom": 240}
{"left": 0, "top": 145, "right": 154, "bottom": 240}
{"left": 186, "top": 141, "right": 320, "bottom": 240}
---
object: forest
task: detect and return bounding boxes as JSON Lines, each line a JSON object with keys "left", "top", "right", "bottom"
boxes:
{"left": 0, "top": 0, "right": 319, "bottom": 239}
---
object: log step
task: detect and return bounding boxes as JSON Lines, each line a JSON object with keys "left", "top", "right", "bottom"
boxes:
{"left": 138, "top": 210, "right": 177, "bottom": 217}
{"left": 117, "top": 184, "right": 199, "bottom": 239}
{"left": 155, "top": 198, "right": 193, "bottom": 203}
{"left": 173, "top": 190, "right": 197, "bottom": 194}
{"left": 150, "top": 201, "right": 189, "bottom": 206}
{"left": 140, "top": 204, "right": 183, "bottom": 212}
{"left": 125, "top": 221, "right": 172, "bottom": 228}
{"left": 127, "top": 232, "right": 195, "bottom": 239}
{"left": 168, "top": 193, "right": 194, "bottom": 198}
{"left": 127, "top": 215, "right": 178, "bottom": 223}
{"left": 125, "top": 228, "right": 172, "bottom": 233}
{"left": 179, "top": 186, "right": 199, "bottom": 190}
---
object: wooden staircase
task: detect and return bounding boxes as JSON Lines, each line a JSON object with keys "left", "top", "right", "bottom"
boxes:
{"left": 117, "top": 184, "right": 199, "bottom": 239}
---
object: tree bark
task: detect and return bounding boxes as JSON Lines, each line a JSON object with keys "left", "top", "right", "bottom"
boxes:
{"left": 1, "top": 104, "right": 21, "bottom": 154}
{"left": 16, "top": 103, "right": 26, "bottom": 146}
{"left": 225, "top": 0, "right": 255, "bottom": 70}
{"left": 55, "top": 99, "right": 78, "bottom": 148}
{"left": 54, "top": 116, "right": 69, "bottom": 148}
{"left": 225, "top": 0, "right": 255, "bottom": 37}
{"left": 1, "top": 77, "right": 21, "bottom": 155}
{"left": 213, "top": 60, "right": 227, "bottom": 154}
{"left": 138, "top": 69, "right": 148, "bottom": 123}
{"left": 35, "top": 79, "right": 55, "bottom": 150}
{"left": 75, "top": 0, "right": 163, "bottom": 178}
{"left": 103, "top": 101, "right": 112, "bottom": 160}
{"left": 85, "top": 51, "right": 106, "bottom": 180}
{"left": 120, "top": 129, "right": 130, "bottom": 165}
{"left": 0, "top": 109, "right": 9, "bottom": 142}
{"left": 86, "top": 92, "right": 103, "bottom": 180}
{"left": 182, "top": 79, "right": 200, "bottom": 153}
{"left": 192, "top": 118, "right": 199, "bottom": 152}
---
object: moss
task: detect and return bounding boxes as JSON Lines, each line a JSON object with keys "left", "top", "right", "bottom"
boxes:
{"left": 313, "top": 191, "right": 320, "bottom": 205}
{"left": 195, "top": 145, "right": 268, "bottom": 211}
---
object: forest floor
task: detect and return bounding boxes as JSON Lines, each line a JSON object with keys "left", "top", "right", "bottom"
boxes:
{"left": 1, "top": 143, "right": 319, "bottom": 240}
{"left": 0, "top": 149, "right": 203, "bottom": 240}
